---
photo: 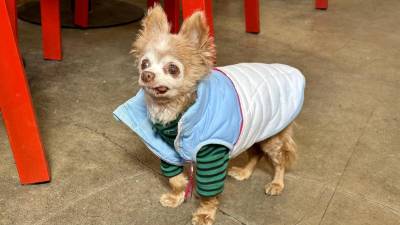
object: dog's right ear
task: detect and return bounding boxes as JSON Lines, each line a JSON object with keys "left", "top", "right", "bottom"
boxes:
{"left": 131, "top": 5, "right": 170, "bottom": 56}
{"left": 141, "top": 5, "right": 170, "bottom": 37}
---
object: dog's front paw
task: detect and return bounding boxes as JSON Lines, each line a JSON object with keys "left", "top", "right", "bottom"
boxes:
{"left": 159, "top": 192, "right": 184, "bottom": 208}
{"left": 192, "top": 212, "right": 215, "bottom": 225}
{"left": 228, "top": 166, "right": 251, "bottom": 181}
{"left": 265, "top": 182, "right": 284, "bottom": 196}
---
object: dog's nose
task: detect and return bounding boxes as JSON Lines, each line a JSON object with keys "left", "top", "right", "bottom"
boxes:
{"left": 141, "top": 71, "right": 155, "bottom": 83}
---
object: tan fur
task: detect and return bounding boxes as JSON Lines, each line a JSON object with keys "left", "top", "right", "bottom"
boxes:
{"left": 160, "top": 173, "right": 187, "bottom": 208}
{"left": 229, "top": 123, "right": 297, "bottom": 196}
{"left": 261, "top": 123, "right": 297, "bottom": 168}
{"left": 192, "top": 197, "right": 219, "bottom": 225}
{"left": 132, "top": 5, "right": 299, "bottom": 225}
{"left": 228, "top": 145, "right": 263, "bottom": 180}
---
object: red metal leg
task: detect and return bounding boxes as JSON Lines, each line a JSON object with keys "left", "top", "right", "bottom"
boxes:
{"left": 164, "top": 0, "right": 180, "bottom": 33}
{"left": 316, "top": 0, "right": 328, "bottom": 10}
{"left": 0, "top": 1, "right": 50, "bottom": 185}
{"left": 147, "top": 0, "right": 159, "bottom": 8}
{"left": 244, "top": 0, "right": 260, "bottom": 33}
{"left": 182, "top": 0, "right": 214, "bottom": 36}
{"left": 74, "top": 0, "right": 89, "bottom": 28}
{"left": 5, "top": 0, "right": 17, "bottom": 38}
{"left": 40, "top": 0, "right": 62, "bottom": 60}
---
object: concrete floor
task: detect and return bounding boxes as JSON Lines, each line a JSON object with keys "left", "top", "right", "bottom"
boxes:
{"left": 1, "top": 0, "right": 399, "bottom": 224}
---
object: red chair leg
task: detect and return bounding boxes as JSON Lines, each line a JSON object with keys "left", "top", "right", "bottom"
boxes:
{"left": 182, "top": 0, "right": 214, "bottom": 36}
{"left": 147, "top": 0, "right": 159, "bottom": 8}
{"left": 40, "top": 0, "right": 62, "bottom": 60}
{"left": 5, "top": 0, "right": 17, "bottom": 38}
{"left": 0, "top": 1, "right": 50, "bottom": 185}
{"left": 244, "top": 0, "right": 260, "bottom": 33}
{"left": 74, "top": 0, "right": 89, "bottom": 28}
{"left": 316, "top": 0, "right": 328, "bottom": 10}
{"left": 164, "top": 0, "right": 180, "bottom": 33}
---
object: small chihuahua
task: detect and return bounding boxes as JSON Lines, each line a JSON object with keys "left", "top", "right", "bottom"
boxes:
{"left": 114, "top": 5, "right": 305, "bottom": 225}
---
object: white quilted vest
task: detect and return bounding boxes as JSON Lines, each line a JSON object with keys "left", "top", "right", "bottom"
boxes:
{"left": 217, "top": 63, "right": 305, "bottom": 158}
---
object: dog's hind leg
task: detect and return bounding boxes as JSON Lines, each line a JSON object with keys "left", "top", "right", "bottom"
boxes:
{"left": 160, "top": 173, "right": 187, "bottom": 208}
{"left": 260, "top": 123, "right": 297, "bottom": 195}
{"left": 228, "top": 145, "right": 263, "bottom": 181}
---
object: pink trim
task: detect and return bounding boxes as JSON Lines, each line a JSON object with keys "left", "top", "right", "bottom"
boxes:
{"left": 213, "top": 68, "right": 244, "bottom": 144}
{"left": 184, "top": 163, "right": 194, "bottom": 201}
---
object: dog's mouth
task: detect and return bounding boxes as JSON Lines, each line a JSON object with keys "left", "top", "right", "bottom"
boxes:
{"left": 146, "top": 86, "right": 170, "bottom": 95}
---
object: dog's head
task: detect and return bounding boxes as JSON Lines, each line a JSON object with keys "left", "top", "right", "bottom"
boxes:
{"left": 131, "top": 5, "right": 215, "bottom": 102}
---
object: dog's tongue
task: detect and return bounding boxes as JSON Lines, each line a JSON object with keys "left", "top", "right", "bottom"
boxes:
{"left": 155, "top": 86, "right": 168, "bottom": 94}
{"left": 156, "top": 86, "right": 168, "bottom": 92}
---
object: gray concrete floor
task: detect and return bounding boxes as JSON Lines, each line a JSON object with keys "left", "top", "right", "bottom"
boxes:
{"left": 1, "top": 0, "right": 400, "bottom": 224}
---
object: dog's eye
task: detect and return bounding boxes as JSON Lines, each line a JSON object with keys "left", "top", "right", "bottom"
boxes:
{"left": 141, "top": 59, "right": 150, "bottom": 70}
{"left": 167, "top": 63, "right": 180, "bottom": 76}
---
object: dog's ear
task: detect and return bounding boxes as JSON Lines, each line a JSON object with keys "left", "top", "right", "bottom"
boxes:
{"left": 179, "top": 11, "right": 209, "bottom": 48}
{"left": 131, "top": 5, "right": 170, "bottom": 56}
{"left": 141, "top": 4, "right": 170, "bottom": 36}
{"left": 179, "top": 11, "right": 215, "bottom": 67}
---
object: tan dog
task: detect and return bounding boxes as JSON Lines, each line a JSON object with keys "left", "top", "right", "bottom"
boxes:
{"left": 130, "top": 5, "right": 297, "bottom": 225}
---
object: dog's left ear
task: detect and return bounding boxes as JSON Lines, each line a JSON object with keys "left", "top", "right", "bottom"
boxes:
{"left": 179, "top": 11, "right": 215, "bottom": 66}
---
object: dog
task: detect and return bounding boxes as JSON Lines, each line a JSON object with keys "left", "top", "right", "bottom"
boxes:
{"left": 114, "top": 5, "right": 305, "bottom": 225}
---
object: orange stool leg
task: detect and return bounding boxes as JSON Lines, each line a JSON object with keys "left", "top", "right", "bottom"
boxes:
{"left": 244, "top": 0, "right": 260, "bottom": 33}
{"left": 164, "top": 0, "right": 180, "bottom": 33}
{"left": 40, "top": 0, "right": 62, "bottom": 60}
{"left": 74, "top": 0, "right": 89, "bottom": 28}
{"left": 0, "top": 1, "right": 50, "bottom": 185}
{"left": 5, "top": 0, "right": 17, "bottom": 38}
{"left": 182, "top": 0, "right": 214, "bottom": 36}
{"left": 316, "top": 0, "right": 328, "bottom": 10}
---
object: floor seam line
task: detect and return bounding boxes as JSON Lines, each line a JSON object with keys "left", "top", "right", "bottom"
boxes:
{"left": 33, "top": 171, "right": 147, "bottom": 225}
{"left": 317, "top": 108, "right": 376, "bottom": 225}
{"left": 219, "top": 207, "right": 248, "bottom": 225}
{"left": 72, "top": 122, "right": 162, "bottom": 177}
{"left": 294, "top": 183, "right": 330, "bottom": 225}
